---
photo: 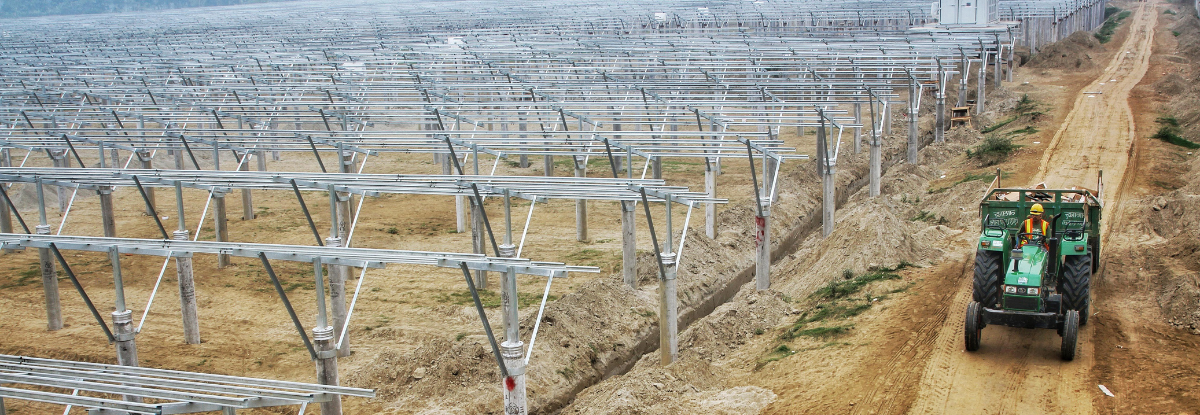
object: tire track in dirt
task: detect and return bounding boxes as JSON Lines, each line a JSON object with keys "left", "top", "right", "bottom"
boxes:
{"left": 909, "top": 2, "right": 1158, "bottom": 414}
{"left": 853, "top": 258, "right": 968, "bottom": 415}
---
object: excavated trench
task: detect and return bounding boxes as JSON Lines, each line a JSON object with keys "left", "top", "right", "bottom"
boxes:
{"left": 537, "top": 128, "right": 935, "bottom": 414}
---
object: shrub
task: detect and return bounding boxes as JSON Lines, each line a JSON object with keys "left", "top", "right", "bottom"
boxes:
{"left": 968, "top": 135, "right": 1018, "bottom": 166}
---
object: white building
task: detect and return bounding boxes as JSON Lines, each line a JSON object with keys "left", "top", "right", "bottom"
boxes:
{"left": 935, "top": 0, "right": 1000, "bottom": 25}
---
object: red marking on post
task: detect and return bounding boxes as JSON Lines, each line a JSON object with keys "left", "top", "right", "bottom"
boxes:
{"left": 755, "top": 216, "right": 766, "bottom": 244}
{"left": 505, "top": 376, "right": 516, "bottom": 391}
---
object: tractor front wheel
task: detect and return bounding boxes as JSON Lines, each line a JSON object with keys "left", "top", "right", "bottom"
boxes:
{"left": 965, "top": 301, "right": 982, "bottom": 352}
{"left": 972, "top": 250, "right": 1003, "bottom": 308}
{"left": 1061, "top": 310, "right": 1079, "bottom": 361}
{"left": 1062, "top": 254, "right": 1092, "bottom": 326}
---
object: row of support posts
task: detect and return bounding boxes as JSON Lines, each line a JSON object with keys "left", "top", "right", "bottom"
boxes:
{"left": 8, "top": 147, "right": 374, "bottom": 413}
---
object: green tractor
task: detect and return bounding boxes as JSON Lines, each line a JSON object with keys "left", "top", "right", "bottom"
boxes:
{"left": 964, "top": 180, "right": 1102, "bottom": 361}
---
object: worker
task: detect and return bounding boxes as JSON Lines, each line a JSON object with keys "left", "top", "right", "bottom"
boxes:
{"left": 1018, "top": 203, "right": 1049, "bottom": 248}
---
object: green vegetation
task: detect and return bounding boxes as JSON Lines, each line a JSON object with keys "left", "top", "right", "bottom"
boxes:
{"left": 1008, "top": 126, "right": 1039, "bottom": 136}
{"left": 436, "top": 289, "right": 558, "bottom": 308}
{"left": 757, "top": 264, "right": 912, "bottom": 369}
{"left": 1, "top": 0, "right": 289, "bottom": 18}
{"left": 967, "top": 135, "right": 1020, "bottom": 166}
{"left": 1095, "top": 9, "right": 1133, "bottom": 43}
{"left": 981, "top": 116, "right": 1018, "bottom": 134}
{"left": 1164, "top": 9, "right": 1177, "bottom": 15}
{"left": 1153, "top": 115, "right": 1200, "bottom": 149}
{"left": 910, "top": 210, "right": 949, "bottom": 225}
{"left": 810, "top": 264, "right": 909, "bottom": 301}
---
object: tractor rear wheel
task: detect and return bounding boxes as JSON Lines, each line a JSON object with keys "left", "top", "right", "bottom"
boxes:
{"left": 1061, "top": 310, "right": 1079, "bottom": 361}
{"left": 965, "top": 301, "right": 982, "bottom": 352}
{"left": 972, "top": 250, "right": 1003, "bottom": 308}
{"left": 1062, "top": 254, "right": 1091, "bottom": 326}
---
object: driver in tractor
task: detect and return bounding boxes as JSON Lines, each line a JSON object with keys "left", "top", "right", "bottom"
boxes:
{"left": 1017, "top": 203, "right": 1050, "bottom": 248}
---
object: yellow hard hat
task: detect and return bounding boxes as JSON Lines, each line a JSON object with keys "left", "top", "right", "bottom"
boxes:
{"left": 1030, "top": 203, "right": 1044, "bottom": 215}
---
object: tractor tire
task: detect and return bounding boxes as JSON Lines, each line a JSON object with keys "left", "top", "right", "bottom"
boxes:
{"left": 965, "top": 301, "right": 982, "bottom": 352}
{"left": 1061, "top": 310, "right": 1080, "bottom": 361}
{"left": 1062, "top": 254, "right": 1091, "bottom": 326}
{"left": 972, "top": 250, "right": 1003, "bottom": 308}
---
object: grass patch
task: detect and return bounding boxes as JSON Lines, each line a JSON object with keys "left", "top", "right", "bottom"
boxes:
{"left": 793, "top": 325, "right": 854, "bottom": 338}
{"left": 910, "top": 210, "right": 950, "bottom": 225}
{"left": 1153, "top": 115, "right": 1200, "bottom": 149}
{"left": 1152, "top": 127, "right": 1200, "bottom": 149}
{"left": 967, "top": 135, "right": 1020, "bottom": 166}
{"left": 980, "top": 115, "right": 1018, "bottom": 134}
{"left": 436, "top": 289, "right": 558, "bottom": 308}
{"left": 1165, "top": 9, "right": 1177, "bottom": 15}
{"left": 0, "top": 266, "right": 42, "bottom": 289}
{"left": 810, "top": 266, "right": 905, "bottom": 301}
{"left": 1174, "top": 31, "right": 1182, "bottom": 37}
{"left": 1095, "top": 9, "right": 1132, "bottom": 43}
{"left": 1007, "top": 126, "right": 1039, "bottom": 136}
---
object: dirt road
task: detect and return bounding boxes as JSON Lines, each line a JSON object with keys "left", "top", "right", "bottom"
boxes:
{"left": 907, "top": 2, "right": 1158, "bottom": 414}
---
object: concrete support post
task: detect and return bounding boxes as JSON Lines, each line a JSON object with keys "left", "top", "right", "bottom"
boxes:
{"left": 651, "top": 156, "right": 662, "bottom": 179}
{"left": 174, "top": 230, "right": 200, "bottom": 344}
{"left": 574, "top": 158, "right": 587, "bottom": 242}
{"left": 472, "top": 202, "right": 487, "bottom": 289}
{"left": 37, "top": 224, "right": 62, "bottom": 331}
{"left": 1, "top": 395, "right": 5, "bottom": 415}
{"left": 112, "top": 310, "right": 141, "bottom": 404}
{"left": 496, "top": 242, "right": 526, "bottom": 412}
{"left": 822, "top": 162, "right": 836, "bottom": 237}
{"left": 755, "top": 203, "right": 771, "bottom": 290}
{"left": 958, "top": 58, "right": 969, "bottom": 107}
{"left": 518, "top": 116, "right": 530, "bottom": 168}
{"left": 994, "top": 46, "right": 1003, "bottom": 88}
{"left": 50, "top": 150, "right": 69, "bottom": 214}
{"left": 257, "top": 149, "right": 267, "bottom": 172}
{"left": 214, "top": 194, "right": 229, "bottom": 268}
{"left": 0, "top": 150, "right": 11, "bottom": 246}
{"left": 883, "top": 102, "right": 893, "bottom": 137}
{"left": 99, "top": 186, "right": 116, "bottom": 237}
{"left": 658, "top": 253, "right": 678, "bottom": 365}
{"left": 818, "top": 124, "right": 836, "bottom": 237}
{"left": 501, "top": 341, "right": 527, "bottom": 415}
{"left": 239, "top": 154, "right": 254, "bottom": 220}
{"left": 621, "top": 202, "right": 637, "bottom": 288}
{"left": 935, "top": 89, "right": 946, "bottom": 143}
{"left": 544, "top": 155, "right": 553, "bottom": 176}
{"left": 325, "top": 237, "right": 350, "bottom": 357}
{"left": 338, "top": 151, "right": 356, "bottom": 241}
{"left": 449, "top": 154, "right": 466, "bottom": 233}
{"left": 704, "top": 162, "right": 716, "bottom": 239}
{"left": 853, "top": 102, "right": 862, "bottom": 154}
{"left": 313, "top": 326, "right": 342, "bottom": 415}
{"left": 870, "top": 121, "right": 881, "bottom": 199}
{"left": 977, "top": 54, "right": 988, "bottom": 114}
{"left": 907, "top": 83, "right": 919, "bottom": 164}
{"left": 1006, "top": 45, "right": 1015, "bottom": 83}
{"left": 137, "top": 150, "right": 156, "bottom": 216}
{"left": 174, "top": 148, "right": 185, "bottom": 170}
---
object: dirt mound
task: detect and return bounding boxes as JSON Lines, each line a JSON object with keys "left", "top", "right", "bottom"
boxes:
{"left": 560, "top": 290, "right": 791, "bottom": 414}
{"left": 1154, "top": 72, "right": 1189, "bottom": 96}
{"left": 1170, "top": 13, "right": 1200, "bottom": 61}
{"left": 1026, "top": 31, "right": 1104, "bottom": 70}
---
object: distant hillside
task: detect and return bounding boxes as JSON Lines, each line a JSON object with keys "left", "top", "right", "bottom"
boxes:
{"left": 0, "top": 0, "right": 293, "bottom": 18}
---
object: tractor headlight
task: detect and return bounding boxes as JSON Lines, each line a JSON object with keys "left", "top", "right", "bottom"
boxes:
{"left": 981, "top": 241, "right": 991, "bottom": 248}
{"left": 1026, "top": 287, "right": 1039, "bottom": 295}
{"left": 1005, "top": 285, "right": 1017, "bottom": 294}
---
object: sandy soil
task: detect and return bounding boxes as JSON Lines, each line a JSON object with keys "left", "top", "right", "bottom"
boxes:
{"left": 4, "top": 1, "right": 1200, "bottom": 414}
